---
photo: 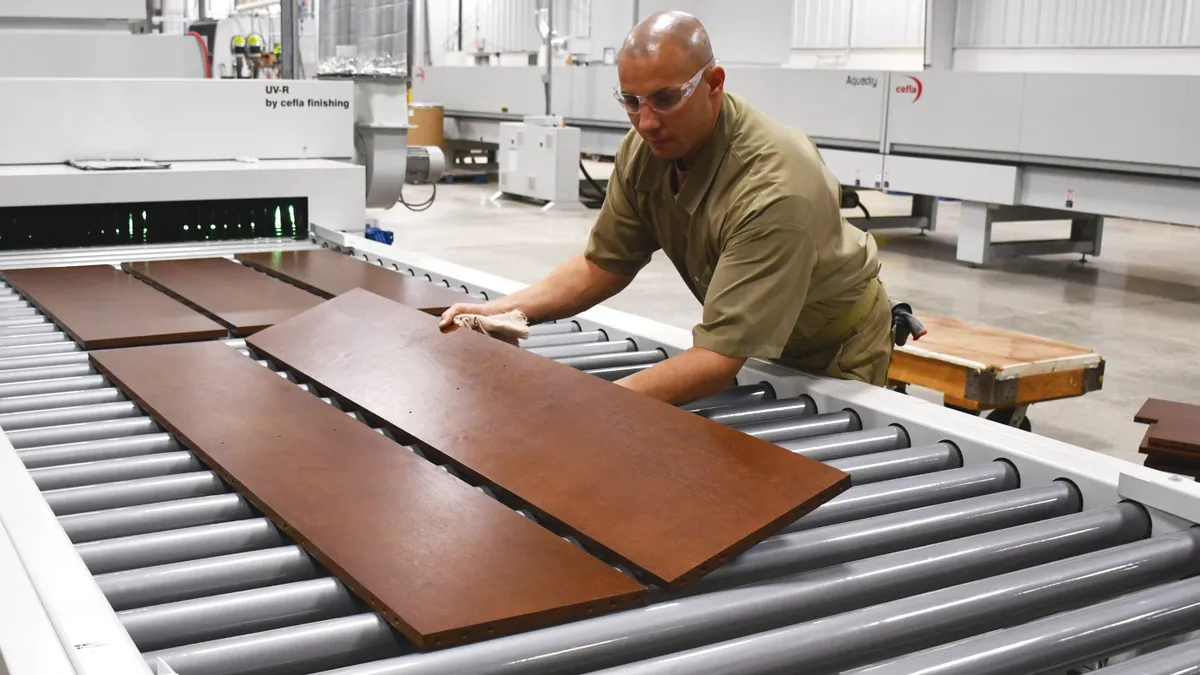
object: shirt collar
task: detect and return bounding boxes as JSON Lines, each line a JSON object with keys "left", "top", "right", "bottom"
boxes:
{"left": 634, "top": 94, "right": 734, "bottom": 216}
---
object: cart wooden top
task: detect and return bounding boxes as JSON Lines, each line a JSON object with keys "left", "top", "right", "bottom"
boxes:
{"left": 896, "top": 313, "right": 1102, "bottom": 378}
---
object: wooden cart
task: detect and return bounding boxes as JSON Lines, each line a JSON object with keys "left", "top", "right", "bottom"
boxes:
{"left": 887, "top": 313, "right": 1105, "bottom": 430}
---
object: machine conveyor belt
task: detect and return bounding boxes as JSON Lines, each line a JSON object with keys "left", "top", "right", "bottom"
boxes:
{"left": 0, "top": 270, "right": 1193, "bottom": 675}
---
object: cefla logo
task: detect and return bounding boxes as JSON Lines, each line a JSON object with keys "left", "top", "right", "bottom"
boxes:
{"left": 895, "top": 75, "right": 923, "bottom": 102}
{"left": 845, "top": 75, "right": 878, "bottom": 88}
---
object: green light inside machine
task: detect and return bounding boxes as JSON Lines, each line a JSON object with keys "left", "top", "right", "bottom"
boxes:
{"left": 0, "top": 198, "right": 309, "bottom": 251}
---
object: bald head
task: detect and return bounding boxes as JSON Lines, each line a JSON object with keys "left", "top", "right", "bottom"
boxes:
{"left": 620, "top": 11, "right": 713, "bottom": 71}
{"left": 615, "top": 10, "right": 725, "bottom": 164}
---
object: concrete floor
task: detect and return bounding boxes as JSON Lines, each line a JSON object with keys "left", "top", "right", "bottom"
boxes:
{"left": 377, "top": 174, "right": 1200, "bottom": 466}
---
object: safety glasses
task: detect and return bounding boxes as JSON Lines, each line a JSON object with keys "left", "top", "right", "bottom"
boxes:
{"left": 613, "top": 58, "right": 717, "bottom": 115}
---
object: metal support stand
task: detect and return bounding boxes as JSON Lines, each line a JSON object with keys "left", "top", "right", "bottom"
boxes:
{"left": 405, "top": 0, "right": 416, "bottom": 86}
{"left": 956, "top": 203, "right": 1105, "bottom": 267}
{"left": 847, "top": 194, "right": 938, "bottom": 233}
{"left": 543, "top": 0, "right": 553, "bottom": 115}
{"left": 280, "top": 0, "right": 300, "bottom": 80}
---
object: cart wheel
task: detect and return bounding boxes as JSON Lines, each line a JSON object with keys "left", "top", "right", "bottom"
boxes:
{"left": 987, "top": 407, "right": 1032, "bottom": 431}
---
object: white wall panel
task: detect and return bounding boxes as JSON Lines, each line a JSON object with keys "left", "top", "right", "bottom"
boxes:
{"left": 792, "top": 0, "right": 924, "bottom": 49}
{"left": 637, "top": 0, "right": 793, "bottom": 64}
{"left": 792, "top": 0, "right": 852, "bottom": 49}
{"left": 458, "top": 0, "right": 592, "bottom": 54}
{"left": 956, "top": 0, "right": 1200, "bottom": 47}
{"left": 851, "top": 0, "right": 924, "bottom": 47}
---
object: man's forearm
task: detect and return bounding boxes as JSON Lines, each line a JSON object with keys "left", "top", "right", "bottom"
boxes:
{"left": 494, "top": 254, "right": 632, "bottom": 323}
{"left": 615, "top": 347, "right": 746, "bottom": 406}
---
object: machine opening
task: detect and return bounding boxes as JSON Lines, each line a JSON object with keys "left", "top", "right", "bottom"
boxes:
{"left": 0, "top": 197, "right": 309, "bottom": 251}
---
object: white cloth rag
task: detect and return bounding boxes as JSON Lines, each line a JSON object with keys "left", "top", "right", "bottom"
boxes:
{"left": 452, "top": 310, "right": 530, "bottom": 345}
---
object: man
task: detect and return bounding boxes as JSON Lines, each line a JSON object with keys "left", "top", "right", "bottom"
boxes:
{"left": 440, "top": 10, "right": 893, "bottom": 406}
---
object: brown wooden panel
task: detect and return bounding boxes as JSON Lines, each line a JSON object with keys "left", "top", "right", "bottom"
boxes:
{"left": 1135, "top": 398, "right": 1200, "bottom": 454}
{"left": 247, "top": 289, "right": 852, "bottom": 589}
{"left": 1136, "top": 398, "right": 1200, "bottom": 426}
{"left": 123, "top": 258, "right": 323, "bottom": 336}
{"left": 3, "top": 266, "right": 226, "bottom": 349}
{"left": 90, "top": 341, "right": 646, "bottom": 650}
{"left": 905, "top": 313, "right": 1097, "bottom": 371}
{"left": 235, "top": 249, "right": 465, "bottom": 315}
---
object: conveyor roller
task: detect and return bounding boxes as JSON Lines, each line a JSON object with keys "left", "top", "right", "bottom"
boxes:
{"left": 121, "top": 577, "right": 361, "bottom": 652}
{"left": 60, "top": 493, "right": 254, "bottom": 543}
{"left": 861, "top": 576, "right": 1200, "bottom": 674}
{"left": 97, "top": 545, "right": 322, "bottom": 611}
{"left": 19, "top": 433, "right": 178, "bottom": 468}
{"left": 0, "top": 350, "right": 90, "bottom": 371}
{"left": 42, "top": 471, "right": 226, "bottom": 515}
{"left": 77, "top": 517, "right": 286, "bottom": 574}
{"left": 0, "top": 386, "right": 124, "bottom": 414}
{"left": 29, "top": 450, "right": 202, "bottom": 490}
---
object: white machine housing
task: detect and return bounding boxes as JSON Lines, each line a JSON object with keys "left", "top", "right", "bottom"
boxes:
{"left": 0, "top": 0, "right": 206, "bottom": 79}
{"left": 0, "top": 78, "right": 366, "bottom": 233}
{"left": 415, "top": 65, "right": 1200, "bottom": 265}
{"left": 495, "top": 115, "right": 584, "bottom": 211}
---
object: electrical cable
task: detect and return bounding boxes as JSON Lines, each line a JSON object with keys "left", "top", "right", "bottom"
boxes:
{"left": 578, "top": 160, "right": 606, "bottom": 209}
{"left": 187, "top": 31, "right": 213, "bottom": 78}
{"left": 858, "top": 202, "right": 871, "bottom": 218}
{"left": 399, "top": 182, "right": 438, "bottom": 212}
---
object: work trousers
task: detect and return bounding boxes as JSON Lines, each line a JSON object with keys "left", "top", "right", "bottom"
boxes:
{"left": 777, "top": 282, "right": 895, "bottom": 387}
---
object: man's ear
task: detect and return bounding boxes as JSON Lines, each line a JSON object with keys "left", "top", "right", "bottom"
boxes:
{"left": 707, "top": 66, "right": 726, "bottom": 98}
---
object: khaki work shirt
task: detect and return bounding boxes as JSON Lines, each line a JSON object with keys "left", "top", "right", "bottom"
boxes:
{"left": 585, "top": 92, "right": 882, "bottom": 365}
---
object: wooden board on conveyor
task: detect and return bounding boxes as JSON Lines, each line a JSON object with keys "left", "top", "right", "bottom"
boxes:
{"left": 3, "top": 265, "right": 226, "bottom": 349}
{"left": 247, "top": 288, "right": 852, "bottom": 590}
{"left": 123, "top": 258, "right": 323, "bottom": 336}
{"left": 236, "top": 249, "right": 465, "bottom": 315}
{"left": 91, "top": 341, "right": 647, "bottom": 650}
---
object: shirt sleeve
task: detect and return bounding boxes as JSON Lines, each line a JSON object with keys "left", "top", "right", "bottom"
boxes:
{"left": 583, "top": 138, "right": 660, "bottom": 277}
{"left": 692, "top": 196, "right": 817, "bottom": 359}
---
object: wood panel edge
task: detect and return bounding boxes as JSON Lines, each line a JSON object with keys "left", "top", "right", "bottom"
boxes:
{"left": 233, "top": 255, "right": 337, "bottom": 300}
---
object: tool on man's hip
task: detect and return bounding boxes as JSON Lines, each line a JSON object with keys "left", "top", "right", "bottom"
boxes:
{"left": 891, "top": 302, "right": 926, "bottom": 347}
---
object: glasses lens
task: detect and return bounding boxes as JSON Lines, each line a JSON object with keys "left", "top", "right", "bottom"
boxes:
{"left": 649, "top": 89, "right": 684, "bottom": 112}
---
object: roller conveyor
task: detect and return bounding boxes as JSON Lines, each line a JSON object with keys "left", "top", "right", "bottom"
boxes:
{"left": 0, "top": 261, "right": 1197, "bottom": 675}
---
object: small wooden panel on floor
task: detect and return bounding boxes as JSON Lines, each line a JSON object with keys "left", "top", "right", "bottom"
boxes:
{"left": 123, "top": 258, "right": 323, "bottom": 336}
{"left": 1135, "top": 398, "right": 1200, "bottom": 457}
{"left": 90, "top": 341, "right": 646, "bottom": 650}
{"left": 3, "top": 266, "right": 226, "bottom": 349}
{"left": 247, "top": 289, "right": 851, "bottom": 589}
{"left": 235, "top": 249, "right": 465, "bottom": 315}
{"left": 889, "top": 312, "right": 1104, "bottom": 411}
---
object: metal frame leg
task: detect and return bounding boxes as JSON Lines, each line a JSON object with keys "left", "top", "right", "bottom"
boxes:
{"left": 1071, "top": 215, "right": 1105, "bottom": 260}
{"left": 955, "top": 201, "right": 993, "bottom": 266}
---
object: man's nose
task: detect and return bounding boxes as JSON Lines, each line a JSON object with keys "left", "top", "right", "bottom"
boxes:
{"left": 636, "top": 108, "right": 662, "bottom": 133}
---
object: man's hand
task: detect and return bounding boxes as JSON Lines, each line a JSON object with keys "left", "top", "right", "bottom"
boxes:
{"left": 437, "top": 254, "right": 635, "bottom": 334}
{"left": 439, "top": 302, "right": 508, "bottom": 332}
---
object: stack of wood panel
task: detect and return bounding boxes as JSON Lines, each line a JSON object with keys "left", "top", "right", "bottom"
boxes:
{"left": 1, "top": 250, "right": 467, "bottom": 347}
{"left": 1135, "top": 399, "right": 1200, "bottom": 478}
{"left": 4, "top": 253, "right": 854, "bottom": 651}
